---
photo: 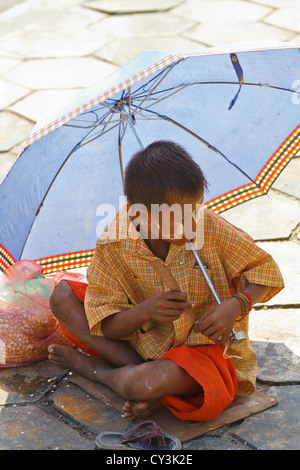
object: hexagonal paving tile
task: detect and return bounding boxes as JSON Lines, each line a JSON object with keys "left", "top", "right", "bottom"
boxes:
{"left": 184, "top": 21, "right": 294, "bottom": 46}
{"left": 84, "top": 0, "right": 184, "bottom": 13}
{"left": 9, "top": 89, "right": 80, "bottom": 123}
{"left": 3, "top": 58, "right": 117, "bottom": 89}
{"left": 173, "top": 0, "right": 272, "bottom": 22}
{"left": 0, "top": 78, "right": 29, "bottom": 109}
{"left": 250, "top": 308, "right": 300, "bottom": 357}
{"left": 222, "top": 190, "right": 300, "bottom": 240}
{"left": 90, "top": 12, "right": 196, "bottom": 38}
{"left": 0, "top": 111, "right": 33, "bottom": 151}
{"left": 273, "top": 158, "right": 300, "bottom": 199}
{"left": 264, "top": 7, "right": 300, "bottom": 33}
{"left": 0, "top": 28, "right": 111, "bottom": 59}
{"left": 256, "top": 241, "right": 300, "bottom": 306}
{"left": 95, "top": 36, "right": 206, "bottom": 66}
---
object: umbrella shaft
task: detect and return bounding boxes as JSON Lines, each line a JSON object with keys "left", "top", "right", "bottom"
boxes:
{"left": 130, "top": 123, "right": 144, "bottom": 149}
{"left": 188, "top": 241, "right": 221, "bottom": 304}
{"left": 124, "top": 106, "right": 145, "bottom": 149}
{"left": 188, "top": 241, "right": 246, "bottom": 342}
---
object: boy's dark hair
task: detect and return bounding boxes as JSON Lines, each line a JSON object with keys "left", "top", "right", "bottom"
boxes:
{"left": 124, "top": 140, "right": 208, "bottom": 208}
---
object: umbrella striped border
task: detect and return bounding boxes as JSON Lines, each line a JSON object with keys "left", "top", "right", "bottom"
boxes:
{"left": 204, "top": 123, "right": 300, "bottom": 213}
{"left": 0, "top": 243, "right": 16, "bottom": 271}
{"left": 24, "top": 53, "right": 181, "bottom": 148}
{"left": 34, "top": 250, "right": 95, "bottom": 274}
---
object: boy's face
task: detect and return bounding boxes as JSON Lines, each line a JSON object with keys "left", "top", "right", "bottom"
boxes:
{"left": 148, "top": 193, "right": 204, "bottom": 245}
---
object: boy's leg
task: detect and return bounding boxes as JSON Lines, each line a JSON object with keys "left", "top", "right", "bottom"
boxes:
{"left": 48, "top": 344, "right": 203, "bottom": 420}
{"left": 50, "top": 280, "right": 143, "bottom": 366}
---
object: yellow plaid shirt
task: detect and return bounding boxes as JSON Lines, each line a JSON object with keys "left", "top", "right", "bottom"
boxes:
{"left": 85, "top": 206, "right": 284, "bottom": 396}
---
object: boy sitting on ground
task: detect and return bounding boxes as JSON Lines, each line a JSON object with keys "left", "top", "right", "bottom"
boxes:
{"left": 48, "top": 140, "right": 284, "bottom": 421}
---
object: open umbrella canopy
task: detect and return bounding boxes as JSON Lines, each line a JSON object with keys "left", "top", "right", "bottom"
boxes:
{"left": 0, "top": 42, "right": 299, "bottom": 273}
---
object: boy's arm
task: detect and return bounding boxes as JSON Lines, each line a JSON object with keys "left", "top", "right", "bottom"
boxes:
{"left": 194, "top": 283, "right": 271, "bottom": 344}
{"left": 102, "top": 291, "right": 193, "bottom": 340}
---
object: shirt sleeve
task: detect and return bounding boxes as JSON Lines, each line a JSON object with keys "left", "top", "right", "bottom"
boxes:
{"left": 84, "top": 243, "right": 136, "bottom": 339}
{"left": 220, "top": 219, "right": 284, "bottom": 303}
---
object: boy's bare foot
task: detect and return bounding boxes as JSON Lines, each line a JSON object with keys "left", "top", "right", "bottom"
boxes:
{"left": 48, "top": 344, "right": 112, "bottom": 380}
{"left": 122, "top": 399, "right": 162, "bottom": 421}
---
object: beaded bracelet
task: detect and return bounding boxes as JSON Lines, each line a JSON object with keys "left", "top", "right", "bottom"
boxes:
{"left": 232, "top": 290, "right": 253, "bottom": 321}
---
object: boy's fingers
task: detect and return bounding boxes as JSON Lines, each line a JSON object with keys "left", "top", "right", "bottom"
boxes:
{"left": 163, "top": 291, "right": 188, "bottom": 301}
{"left": 165, "top": 300, "right": 194, "bottom": 310}
{"left": 157, "top": 310, "right": 183, "bottom": 322}
{"left": 194, "top": 317, "right": 211, "bottom": 331}
{"left": 158, "top": 291, "right": 194, "bottom": 309}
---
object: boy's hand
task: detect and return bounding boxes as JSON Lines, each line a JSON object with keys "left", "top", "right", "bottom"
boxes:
{"left": 142, "top": 291, "right": 193, "bottom": 323}
{"left": 193, "top": 297, "right": 242, "bottom": 344}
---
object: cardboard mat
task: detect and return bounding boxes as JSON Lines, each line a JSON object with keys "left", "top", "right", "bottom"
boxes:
{"left": 68, "top": 375, "right": 278, "bottom": 443}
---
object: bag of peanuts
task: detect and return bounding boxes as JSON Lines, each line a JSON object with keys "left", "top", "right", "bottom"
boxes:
{"left": 0, "top": 260, "right": 83, "bottom": 368}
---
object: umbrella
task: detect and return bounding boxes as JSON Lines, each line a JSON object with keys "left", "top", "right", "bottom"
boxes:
{"left": 1, "top": 42, "right": 300, "bottom": 278}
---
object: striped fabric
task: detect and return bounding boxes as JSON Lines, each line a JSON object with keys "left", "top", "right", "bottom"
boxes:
{"left": 85, "top": 205, "right": 284, "bottom": 396}
{"left": 205, "top": 123, "right": 300, "bottom": 213}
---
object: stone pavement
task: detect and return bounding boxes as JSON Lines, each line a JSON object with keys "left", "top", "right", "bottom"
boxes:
{"left": 0, "top": 0, "right": 299, "bottom": 451}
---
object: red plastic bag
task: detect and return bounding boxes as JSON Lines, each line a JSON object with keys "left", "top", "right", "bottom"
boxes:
{"left": 0, "top": 260, "right": 83, "bottom": 368}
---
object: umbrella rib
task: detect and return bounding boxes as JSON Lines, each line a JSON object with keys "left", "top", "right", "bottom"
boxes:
{"left": 130, "top": 61, "right": 181, "bottom": 99}
{"left": 64, "top": 109, "right": 114, "bottom": 129}
{"left": 130, "top": 80, "right": 300, "bottom": 108}
{"left": 75, "top": 121, "right": 122, "bottom": 148}
{"left": 132, "top": 62, "right": 181, "bottom": 115}
{"left": 75, "top": 107, "right": 122, "bottom": 146}
{"left": 132, "top": 85, "right": 188, "bottom": 112}
{"left": 118, "top": 122, "right": 125, "bottom": 183}
{"left": 136, "top": 105, "right": 256, "bottom": 185}
{"left": 64, "top": 118, "right": 121, "bottom": 129}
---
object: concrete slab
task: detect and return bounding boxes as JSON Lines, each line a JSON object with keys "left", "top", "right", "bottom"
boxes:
{"left": 273, "top": 158, "right": 300, "bottom": 200}
{"left": 232, "top": 385, "right": 300, "bottom": 450}
{"left": 182, "top": 432, "right": 247, "bottom": 450}
{"left": 256, "top": 241, "right": 300, "bottom": 306}
{"left": 9, "top": 89, "right": 80, "bottom": 123}
{"left": 250, "top": 308, "right": 300, "bottom": 357}
{"left": 253, "top": 0, "right": 300, "bottom": 7}
{"left": 0, "top": 0, "right": 27, "bottom": 13}
{"left": 0, "top": 111, "right": 33, "bottom": 151}
{"left": 84, "top": 0, "right": 184, "bottom": 14}
{"left": 0, "top": 28, "right": 110, "bottom": 59}
{"left": 3, "top": 57, "right": 117, "bottom": 89}
{"left": 90, "top": 12, "right": 196, "bottom": 38}
{"left": 0, "top": 55, "right": 20, "bottom": 74}
{"left": 252, "top": 341, "right": 300, "bottom": 384}
{"left": 95, "top": 36, "right": 206, "bottom": 66}
{"left": 0, "top": 404, "right": 94, "bottom": 449}
{"left": 174, "top": 0, "right": 272, "bottom": 23}
{"left": 0, "top": 360, "right": 67, "bottom": 405}
{"left": 222, "top": 190, "right": 300, "bottom": 240}
{"left": 0, "top": 2, "right": 104, "bottom": 37}
{"left": 184, "top": 21, "right": 294, "bottom": 46}
{"left": 0, "top": 78, "right": 29, "bottom": 110}
{"left": 52, "top": 379, "right": 134, "bottom": 436}
{"left": 265, "top": 7, "right": 300, "bottom": 33}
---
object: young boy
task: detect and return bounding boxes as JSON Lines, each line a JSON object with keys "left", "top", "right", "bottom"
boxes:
{"left": 48, "top": 140, "right": 284, "bottom": 421}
